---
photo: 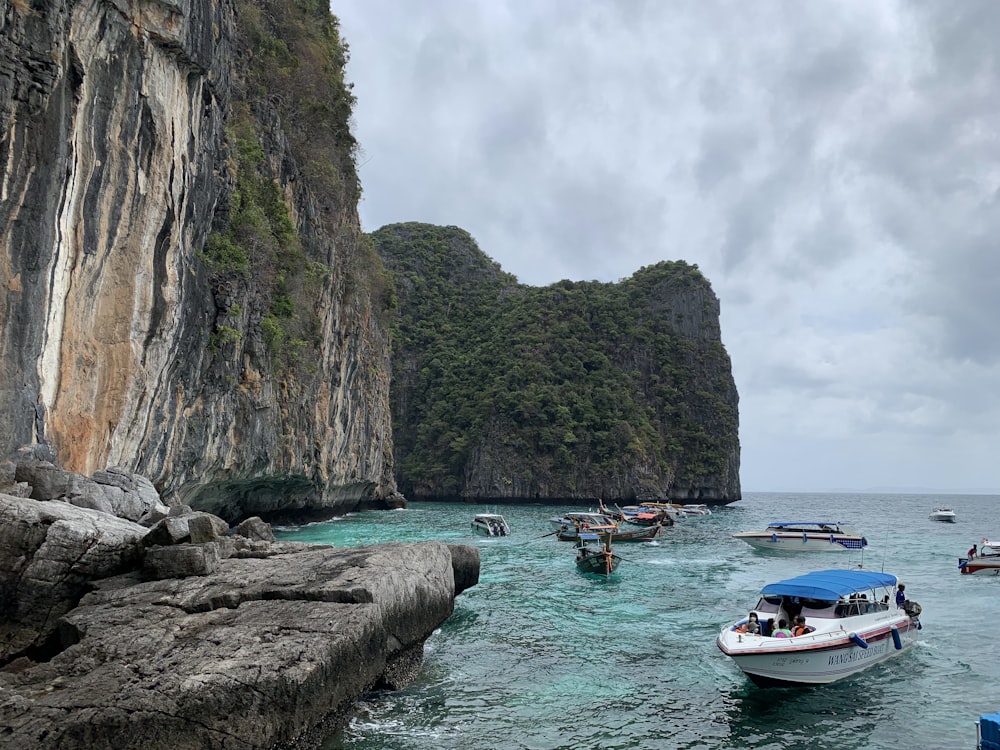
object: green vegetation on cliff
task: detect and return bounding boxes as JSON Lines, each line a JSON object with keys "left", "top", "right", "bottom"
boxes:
{"left": 201, "top": 0, "right": 389, "bottom": 372}
{"left": 375, "top": 223, "right": 741, "bottom": 502}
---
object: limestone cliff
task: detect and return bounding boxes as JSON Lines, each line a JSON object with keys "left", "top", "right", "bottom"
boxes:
{"left": 0, "top": 0, "right": 398, "bottom": 521}
{"left": 375, "top": 223, "right": 741, "bottom": 504}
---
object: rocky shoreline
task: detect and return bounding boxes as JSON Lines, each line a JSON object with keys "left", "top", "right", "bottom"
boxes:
{"left": 0, "top": 461, "right": 479, "bottom": 749}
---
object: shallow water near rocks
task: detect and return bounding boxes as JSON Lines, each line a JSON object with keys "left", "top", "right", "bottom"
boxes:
{"left": 275, "top": 492, "right": 1000, "bottom": 749}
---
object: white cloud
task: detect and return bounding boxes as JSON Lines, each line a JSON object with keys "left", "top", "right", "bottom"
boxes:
{"left": 334, "top": 0, "right": 1000, "bottom": 492}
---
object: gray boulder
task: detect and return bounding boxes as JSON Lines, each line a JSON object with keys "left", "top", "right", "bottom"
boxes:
{"left": 0, "top": 495, "right": 147, "bottom": 661}
{"left": 14, "top": 462, "right": 170, "bottom": 523}
{"left": 143, "top": 542, "right": 222, "bottom": 578}
{"left": 142, "top": 511, "right": 229, "bottom": 547}
{"left": 234, "top": 516, "right": 276, "bottom": 542}
{"left": 0, "top": 542, "right": 481, "bottom": 749}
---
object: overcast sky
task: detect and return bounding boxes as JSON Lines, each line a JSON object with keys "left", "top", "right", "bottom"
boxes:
{"left": 332, "top": 1, "right": 1000, "bottom": 494}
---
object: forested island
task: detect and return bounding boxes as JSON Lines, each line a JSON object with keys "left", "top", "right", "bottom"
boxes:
{"left": 376, "top": 223, "right": 741, "bottom": 504}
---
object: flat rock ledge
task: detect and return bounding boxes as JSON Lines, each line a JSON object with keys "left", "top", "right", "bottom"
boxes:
{"left": 0, "top": 492, "right": 480, "bottom": 749}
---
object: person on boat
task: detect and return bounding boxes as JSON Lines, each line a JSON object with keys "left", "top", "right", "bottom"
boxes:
{"left": 762, "top": 618, "right": 775, "bottom": 637}
{"left": 895, "top": 583, "right": 906, "bottom": 608}
{"left": 968, "top": 544, "right": 978, "bottom": 558}
{"left": 791, "top": 616, "right": 813, "bottom": 636}
{"left": 772, "top": 619, "right": 793, "bottom": 638}
{"left": 737, "top": 612, "right": 761, "bottom": 634}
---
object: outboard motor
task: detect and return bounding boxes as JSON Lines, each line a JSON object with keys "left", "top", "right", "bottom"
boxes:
{"left": 903, "top": 599, "right": 923, "bottom": 629}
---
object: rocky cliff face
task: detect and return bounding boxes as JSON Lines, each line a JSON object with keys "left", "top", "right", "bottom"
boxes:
{"left": 0, "top": 0, "right": 398, "bottom": 521}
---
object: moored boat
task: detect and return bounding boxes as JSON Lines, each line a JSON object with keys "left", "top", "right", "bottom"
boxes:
{"left": 635, "top": 501, "right": 683, "bottom": 520}
{"left": 958, "top": 539, "right": 1000, "bottom": 575}
{"left": 471, "top": 513, "right": 510, "bottom": 537}
{"left": 733, "top": 522, "right": 867, "bottom": 552}
{"left": 676, "top": 504, "right": 712, "bottom": 516}
{"left": 574, "top": 533, "right": 621, "bottom": 576}
{"left": 556, "top": 522, "right": 661, "bottom": 543}
{"left": 548, "top": 511, "right": 616, "bottom": 533}
{"left": 598, "top": 500, "right": 674, "bottom": 527}
{"left": 717, "top": 569, "right": 921, "bottom": 687}
{"left": 929, "top": 507, "right": 957, "bottom": 523}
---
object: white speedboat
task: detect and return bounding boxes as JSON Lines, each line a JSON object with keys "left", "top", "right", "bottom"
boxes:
{"left": 929, "top": 507, "right": 957, "bottom": 523}
{"left": 676, "top": 504, "right": 712, "bottom": 516}
{"left": 471, "top": 513, "right": 510, "bottom": 537}
{"left": 732, "top": 522, "right": 867, "bottom": 552}
{"left": 717, "top": 569, "right": 922, "bottom": 686}
{"left": 959, "top": 540, "right": 1000, "bottom": 576}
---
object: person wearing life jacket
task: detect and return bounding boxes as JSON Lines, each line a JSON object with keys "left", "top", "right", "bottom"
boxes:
{"left": 791, "top": 616, "right": 813, "bottom": 636}
{"left": 736, "top": 612, "right": 761, "bottom": 634}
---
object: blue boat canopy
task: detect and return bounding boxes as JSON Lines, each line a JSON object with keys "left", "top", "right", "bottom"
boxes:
{"left": 760, "top": 570, "right": 898, "bottom": 601}
{"left": 765, "top": 522, "right": 848, "bottom": 527}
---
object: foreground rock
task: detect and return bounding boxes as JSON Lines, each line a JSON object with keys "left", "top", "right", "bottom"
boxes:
{"left": 0, "top": 494, "right": 148, "bottom": 660}
{"left": 0, "top": 541, "right": 480, "bottom": 749}
{"left": 0, "top": 465, "right": 480, "bottom": 748}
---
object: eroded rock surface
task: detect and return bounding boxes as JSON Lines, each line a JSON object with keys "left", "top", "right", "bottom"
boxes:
{"left": 0, "top": 467, "right": 480, "bottom": 750}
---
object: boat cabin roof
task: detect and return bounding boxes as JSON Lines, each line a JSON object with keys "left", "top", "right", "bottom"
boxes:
{"left": 473, "top": 513, "right": 505, "bottom": 520}
{"left": 560, "top": 512, "right": 612, "bottom": 523}
{"left": 765, "top": 522, "right": 848, "bottom": 529}
{"left": 760, "top": 569, "right": 897, "bottom": 601}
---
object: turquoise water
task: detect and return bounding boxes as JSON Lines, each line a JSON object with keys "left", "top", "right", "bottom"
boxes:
{"left": 275, "top": 492, "right": 1000, "bottom": 749}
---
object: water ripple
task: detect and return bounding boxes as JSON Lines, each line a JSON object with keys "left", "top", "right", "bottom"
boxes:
{"left": 280, "top": 493, "right": 1000, "bottom": 749}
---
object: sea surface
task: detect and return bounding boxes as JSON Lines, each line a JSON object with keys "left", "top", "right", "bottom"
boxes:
{"left": 275, "top": 492, "right": 1000, "bottom": 749}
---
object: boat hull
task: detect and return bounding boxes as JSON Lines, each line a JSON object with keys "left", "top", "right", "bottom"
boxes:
{"left": 575, "top": 550, "right": 621, "bottom": 575}
{"left": 734, "top": 533, "right": 866, "bottom": 552}
{"left": 471, "top": 525, "right": 508, "bottom": 537}
{"left": 959, "top": 557, "right": 1000, "bottom": 575}
{"left": 557, "top": 525, "right": 661, "bottom": 543}
{"left": 718, "top": 619, "right": 919, "bottom": 686}
{"left": 471, "top": 515, "right": 510, "bottom": 537}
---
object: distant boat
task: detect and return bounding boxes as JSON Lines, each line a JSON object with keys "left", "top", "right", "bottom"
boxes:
{"left": 958, "top": 539, "right": 1000, "bottom": 575}
{"left": 598, "top": 500, "right": 673, "bottom": 527}
{"left": 574, "top": 533, "right": 621, "bottom": 576}
{"left": 556, "top": 523, "right": 661, "bottom": 543}
{"left": 732, "top": 522, "right": 867, "bottom": 552}
{"left": 717, "top": 569, "right": 922, "bottom": 686}
{"left": 471, "top": 513, "right": 510, "bottom": 537}
{"left": 675, "top": 504, "right": 712, "bottom": 516}
{"left": 548, "top": 511, "right": 616, "bottom": 532}
{"left": 929, "top": 507, "right": 957, "bottom": 523}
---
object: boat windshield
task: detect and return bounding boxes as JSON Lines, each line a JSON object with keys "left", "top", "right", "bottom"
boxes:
{"left": 765, "top": 522, "right": 844, "bottom": 533}
{"left": 754, "top": 596, "right": 782, "bottom": 614}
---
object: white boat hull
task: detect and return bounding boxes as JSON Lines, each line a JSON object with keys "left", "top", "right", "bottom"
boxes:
{"left": 929, "top": 513, "right": 956, "bottom": 523}
{"left": 734, "top": 532, "right": 866, "bottom": 552}
{"left": 718, "top": 616, "right": 919, "bottom": 686}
